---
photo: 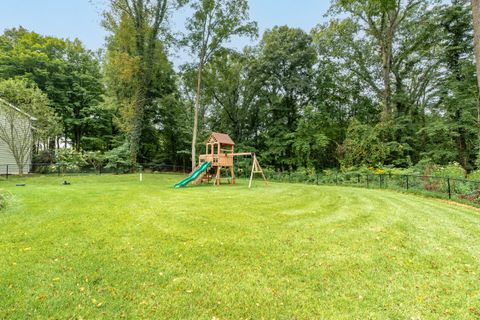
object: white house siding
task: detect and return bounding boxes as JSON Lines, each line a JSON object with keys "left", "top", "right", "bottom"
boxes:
{"left": 0, "top": 138, "right": 31, "bottom": 174}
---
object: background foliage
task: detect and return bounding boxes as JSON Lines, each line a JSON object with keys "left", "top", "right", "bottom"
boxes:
{"left": 0, "top": 0, "right": 479, "bottom": 175}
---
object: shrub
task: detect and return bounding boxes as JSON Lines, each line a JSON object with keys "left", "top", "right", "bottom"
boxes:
{"left": 104, "top": 143, "right": 138, "bottom": 173}
{"left": 289, "top": 167, "right": 316, "bottom": 183}
{"left": 84, "top": 151, "right": 105, "bottom": 173}
{"left": 468, "top": 170, "right": 480, "bottom": 182}
{"left": 438, "top": 162, "right": 466, "bottom": 179}
{"left": 51, "top": 149, "right": 86, "bottom": 173}
{"left": 421, "top": 162, "right": 466, "bottom": 194}
{"left": 32, "top": 150, "right": 55, "bottom": 164}
{"left": 476, "top": 150, "right": 480, "bottom": 170}
{"left": 413, "top": 158, "right": 434, "bottom": 176}
{"left": 340, "top": 120, "right": 390, "bottom": 168}
{"left": 383, "top": 167, "right": 416, "bottom": 176}
{"left": 321, "top": 169, "right": 339, "bottom": 184}
{"left": 31, "top": 150, "right": 55, "bottom": 173}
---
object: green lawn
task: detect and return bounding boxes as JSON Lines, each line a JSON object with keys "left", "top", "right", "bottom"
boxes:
{"left": 1, "top": 174, "right": 480, "bottom": 319}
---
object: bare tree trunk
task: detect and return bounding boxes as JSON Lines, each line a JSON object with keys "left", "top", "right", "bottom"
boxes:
{"left": 130, "top": 89, "right": 145, "bottom": 165}
{"left": 74, "top": 125, "right": 81, "bottom": 151}
{"left": 191, "top": 62, "right": 203, "bottom": 171}
{"left": 471, "top": 0, "right": 480, "bottom": 139}
{"left": 381, "top": 43, "right": 392, "bottom": 119}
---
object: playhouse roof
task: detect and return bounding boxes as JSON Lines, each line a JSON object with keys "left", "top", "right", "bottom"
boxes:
{"left": 207, "top": 132, "right": 235, "bottom": 145}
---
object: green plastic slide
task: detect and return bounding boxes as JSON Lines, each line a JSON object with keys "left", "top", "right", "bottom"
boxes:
{"left": 174, "top": 161, "right": 212, "bottom": 188}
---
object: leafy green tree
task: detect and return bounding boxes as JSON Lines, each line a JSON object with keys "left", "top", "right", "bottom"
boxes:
{"left": 331, "top": 0, "right": 432, "bottom": 119}
{"left": 316, "top": 2, "right": 442, "bottom": 167}
{"left": 104, "top": 2, "right": 183, "bottom": 165}
{"left": 0, "top": 28, "right": 105, "bottom": 151}
{"left": 182, "top": 0, "right": 257, "bottom": 170}
{"left": 254, "top": 26, "right": 316, "bottom": 170}
{"left": 103, "top": 0, "right": 178, "bottom": 164}
{"left": 312, "top": 22, "right": 380, "bottom": 168}
{"left": 104, "top": 141, "right": 137, "bottom": 173}
{"left": 291, "top": 106, "right": 329, "bottom": 170}
{"left": 341, "top": 120, "right": 391, "bottom": 168}
{"left": 53, "top": 148, "right": 87, "bottom": 173}
{"left": 202, "top": 49, "right": 261, "bottom": 145}
{"left": 431, "top": 0, "right": 478, "bottom": 169}
{"left": 152, "top": 94, "right": 191, "bottom": 167}
{"left": 471, "top": 0, "right": 480, "bottom": 101}
{"left": 63, "top": 40, "right": 104, "bottom": 151}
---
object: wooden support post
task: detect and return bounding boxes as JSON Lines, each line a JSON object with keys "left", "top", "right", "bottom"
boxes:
{"left": 248, "top": 159, "right": 255, "bottom": 189}
{"left": 248, "top": 154, "right": 267, "bottom": 189}
{"left": 230, "top": 166, "right": 235, "bottom": 184}
{"left": 215, "top": 166, "right": 221, "bottom": 186}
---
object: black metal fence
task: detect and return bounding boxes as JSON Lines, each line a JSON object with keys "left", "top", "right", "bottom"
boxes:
{"left": 0, "top": 162, "right": 188, "bottom": 178}
{"left": 260, "top": 170, "right": 480, "bottom": 205}
{"left": 2, "top": 162, "right": 480, "bottom": 205}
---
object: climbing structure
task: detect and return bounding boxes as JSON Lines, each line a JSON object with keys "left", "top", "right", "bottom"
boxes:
{"left": 175, "top": 132, "right": 267, "bottom": 188}
{"left": 199, "top": 132, "right": 236, "bottom": 185}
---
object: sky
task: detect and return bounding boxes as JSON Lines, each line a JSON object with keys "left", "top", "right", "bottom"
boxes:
{"left": 0, "top": 0, "right": 331, "bottom": 65}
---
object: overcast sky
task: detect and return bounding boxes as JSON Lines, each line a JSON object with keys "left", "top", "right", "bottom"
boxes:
{"left": 0, "top": 0, "right": 330, "bottom": 66}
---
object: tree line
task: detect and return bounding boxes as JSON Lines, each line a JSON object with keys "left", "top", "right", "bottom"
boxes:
{"left": 0, "top": 0, "right": 479, "bottom": 174}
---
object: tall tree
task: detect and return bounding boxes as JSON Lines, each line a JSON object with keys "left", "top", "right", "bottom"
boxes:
{"left": 432, "top": 0, "right": 478, "bottom": 169}
{"left": 331, "top": 0, "right": 430, "bottom": 119}
{"left": 64, "top": 40, "right": 104, "bottom": 151}
{"left": 103, "top": 0, "right": 175, "bottom": 164}
{"left": 471, "top": 0, "right": 480, "bottom": 139}
{"left": 254, "top": 26, "right": 317, "bottom": 170}
{"left": 0, "top": 28, "right": 105, "bottom": 151}
{"left": 202, "top": 49, "right": 261, "bottom": 144}
{"left": 183, "top": 0, "right": 257, "bottom": 170}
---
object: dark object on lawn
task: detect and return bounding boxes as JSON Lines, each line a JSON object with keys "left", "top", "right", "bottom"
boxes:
{"left": 16, "top": 184, "right": 26, "bottom": 187}
{"left": 63, "top": 180, "right": 71, "bottom": 185}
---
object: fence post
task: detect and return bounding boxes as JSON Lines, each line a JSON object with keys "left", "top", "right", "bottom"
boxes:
{"left": 406, "top": 175, "right": 409, "bottom": 190}
{"left": 447, "top": 177, "right": 451, "bottom": 200}
{"left": 357, "top": 174, "right": 360, "bottom": 184}
{"left": 316, "top": 172, "right": 319, "bottom": 185}
{"left": 335, "top": 173, "right": 338, "bottom": 185}
{"left": 6, "top": 164, "right": 8, "bottom": 180}
{"left": 366, "top": 174, "right": 369, "bottom": 188}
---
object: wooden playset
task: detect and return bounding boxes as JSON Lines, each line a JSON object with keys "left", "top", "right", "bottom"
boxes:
{"left": 174, "top": 132, "right": 267, "bottom": 188}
